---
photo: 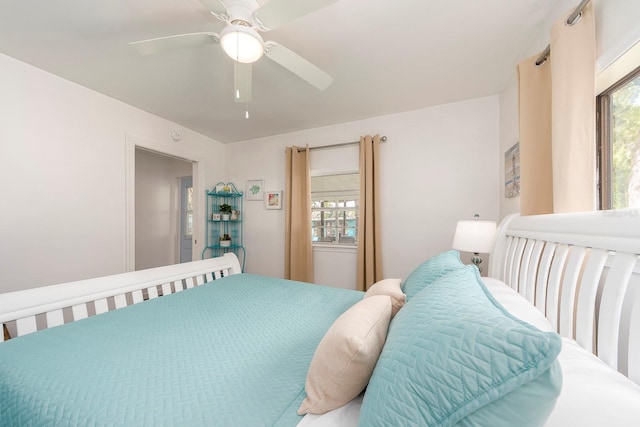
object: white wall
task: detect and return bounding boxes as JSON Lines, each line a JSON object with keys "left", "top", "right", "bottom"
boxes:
{"left": 0, "top": 53, "right": 225, "bottom": 293}
{"left": 498, "top": 0, "right": 640, "bottom": 219}
{"left": 226, "top": 96, "right": 500, "bottom": 288}
{"left": 135, "top": 149, "right": 192, "bottom": 270}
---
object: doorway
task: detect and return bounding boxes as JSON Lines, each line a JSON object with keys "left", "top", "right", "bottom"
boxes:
{"left": 125, "top": 133, "right": 205, "bottom": 272}
{"left": 134, "top": 148, "right": 193, "bottom": 270}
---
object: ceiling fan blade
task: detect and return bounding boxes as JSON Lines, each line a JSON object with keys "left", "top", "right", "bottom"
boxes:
{"left": 255, "top": 0, "right": 337, "bottom": 30}
{"left": 264, "top": 42, "right": 332, "bottom": 91}
{"left": 234, "top": 62, "right": 252, "bottom": 103}
{"left": 199, "top": 0, "right": 229, "bottom": 21}
{"left": 130, "top": 32, "right": 219, "bottom": 56}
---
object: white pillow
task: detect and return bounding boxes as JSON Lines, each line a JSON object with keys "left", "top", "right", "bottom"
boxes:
{"left": 297, "top": 295, "right": 392, "bottom": 415}
{"left": 364, "top": 278, "right": 405, "bottom": 317}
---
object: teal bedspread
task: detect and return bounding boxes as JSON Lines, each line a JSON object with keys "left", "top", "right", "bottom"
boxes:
{"left": 0, "top": 274, "right": 362, "bottom": 426}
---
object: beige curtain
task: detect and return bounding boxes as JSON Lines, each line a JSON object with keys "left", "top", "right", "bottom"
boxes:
{"left": 285, "top": 145, "right": 314, "bottom": 282}
{"left": 518, "top": 55, "right": 553, "bottom": 215}
{"left": 517, "top": 3, "right": 596, "bottom": 214}
{"left": 550, "top": 3, "right": 596, "bottom": 212}
{"left": 357, "top": 135, "right": 382, "bottom": 291}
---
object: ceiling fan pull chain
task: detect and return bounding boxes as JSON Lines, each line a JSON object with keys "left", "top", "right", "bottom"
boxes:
{"left": 235, "top": 54, "right": 240, "bottom": 101}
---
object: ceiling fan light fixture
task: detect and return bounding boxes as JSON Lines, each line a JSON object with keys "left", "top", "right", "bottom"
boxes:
{"left": 220, "top": 24, "right": 264, "bottom": 64}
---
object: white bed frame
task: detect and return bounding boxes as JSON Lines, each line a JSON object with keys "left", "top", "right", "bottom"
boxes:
{"left": 489, "top": 210, "right": 640, "bottom": 385}
{"left": 2, "top": 211, "right": 639, "bottom": 389}
{"left": 0, "top": 253, "right": 242, "bottom": 343}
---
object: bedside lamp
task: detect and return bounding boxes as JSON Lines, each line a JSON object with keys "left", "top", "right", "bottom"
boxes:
{"left": 452, "top": 214, "right": 497, "bottom": 273}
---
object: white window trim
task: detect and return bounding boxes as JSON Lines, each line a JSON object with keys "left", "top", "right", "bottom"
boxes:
{"left": 313, "top": 243, "right": 358, "bottom": 252}
{"left": 597, "top": 40, "right": 640, "bottom": 95}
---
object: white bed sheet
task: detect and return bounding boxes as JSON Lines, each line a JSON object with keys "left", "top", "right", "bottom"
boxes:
{"left": 297, "top": 394, "right": 362, "bottom": 427}
{"left": 298, "top": 277, "right": 640, "bottom": 427}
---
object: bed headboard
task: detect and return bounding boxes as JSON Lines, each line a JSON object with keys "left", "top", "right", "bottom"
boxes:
{"left": 489, "top": 210, "right": 640, "bottom": 384}
{"left": 0, "top": 253, "right": 242, "bottom": 343}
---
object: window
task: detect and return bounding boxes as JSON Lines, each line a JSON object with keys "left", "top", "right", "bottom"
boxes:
{"left": 184, "top": 186, "right": 193, "bottom": 236}
{"left": 598, "top": 66, "right": 640, "bottom": 209}
{"left": 311, "top": 173, "right": 359, "bottom": 245}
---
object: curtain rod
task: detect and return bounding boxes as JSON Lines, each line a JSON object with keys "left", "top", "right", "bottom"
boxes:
{"left": 535, "top": 0, "right": 591, "bottom": 66}
{"left": 297, "top": 135, "right": 388, "bottom": 152}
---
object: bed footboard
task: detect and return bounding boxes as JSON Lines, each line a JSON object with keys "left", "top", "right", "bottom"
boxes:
{"left": 489, "top": 210, "right": 640, "bottom": 385}
{"left": 0, "top": 253, "right": 242, "bottom": 342}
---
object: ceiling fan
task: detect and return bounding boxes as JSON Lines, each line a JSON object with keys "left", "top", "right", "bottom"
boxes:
{"left": 130, "top": 0, "right": 336, "bottom": 107}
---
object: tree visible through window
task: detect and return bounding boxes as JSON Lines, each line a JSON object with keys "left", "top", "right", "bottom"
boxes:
{"left": 598, "top": 67, "right": 640, "bottom": 209}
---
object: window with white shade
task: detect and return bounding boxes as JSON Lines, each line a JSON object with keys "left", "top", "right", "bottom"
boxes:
{"left": 311, "top": 173, "right": 359, "bottom": 245}
{"left": 309, "top": 142, "right": 360, "bottom": 246}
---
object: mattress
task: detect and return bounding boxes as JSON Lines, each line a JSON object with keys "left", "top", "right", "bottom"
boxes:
{"left": 0, "top": 273, "right": 362, "bottom": 426}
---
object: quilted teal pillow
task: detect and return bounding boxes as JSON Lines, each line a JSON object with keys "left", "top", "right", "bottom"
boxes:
{"left": 402, "top": 250, "right": 464, "bottom": 301}
{"left": 360, "top": 266, "right": 562, "bottom": 427}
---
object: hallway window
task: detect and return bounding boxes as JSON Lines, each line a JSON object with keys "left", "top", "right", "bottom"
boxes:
{"left": 185, "top": 186, "right": 193, "bottom": 236}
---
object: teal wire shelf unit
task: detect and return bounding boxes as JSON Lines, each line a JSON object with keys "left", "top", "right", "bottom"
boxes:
{"left": 202, "top": 182, "right": 245, "bottom": 270}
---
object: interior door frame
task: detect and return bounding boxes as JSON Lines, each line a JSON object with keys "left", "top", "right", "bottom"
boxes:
{"left": 125, "top": 133, "right": 205, "bottom": 272}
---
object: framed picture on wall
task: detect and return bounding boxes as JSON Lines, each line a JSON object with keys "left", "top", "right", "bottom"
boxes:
{"left": 246, "top": 179, "right": 264, "bottom": 201}
{"left": 505, "top": 142, "right": 520, "bottom": 198}
{"left": 265, "top": 191, "right": 282, "bottom": 210}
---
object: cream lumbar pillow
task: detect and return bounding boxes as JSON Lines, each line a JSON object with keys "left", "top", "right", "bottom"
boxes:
{"left": 364, "top": 278, "right": 405, "bottom": 317}
{"left": 297, "top": 295, "right": 392, "bottom": 415}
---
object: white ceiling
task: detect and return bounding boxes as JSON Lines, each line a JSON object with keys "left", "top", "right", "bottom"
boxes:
{"left": 0, "top": 0, "right": 555, "bottom": 143}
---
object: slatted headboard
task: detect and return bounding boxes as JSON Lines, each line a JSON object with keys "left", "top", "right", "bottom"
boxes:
{"left": 489, "top": 211, "right": 640, "bottom": 385}
{"left": 0, "top": 253, "right": 242, "bottom": 343}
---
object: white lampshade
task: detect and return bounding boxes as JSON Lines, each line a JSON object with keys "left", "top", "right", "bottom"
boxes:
{"left": 220, "top": 24, "right": 264, "bottom": 64}
{"left": 452, "top": 220, "right": 497, "bottom": 254}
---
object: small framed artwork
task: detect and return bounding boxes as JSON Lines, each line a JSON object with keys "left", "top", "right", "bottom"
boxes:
{"left": 246, "top": 179, "right": 264, "bottom": 201}
{"left": 505, "top": 142, "right": 520, "bottom": 198}
{"left": 231, "top": 209, "right": 240, "bottom": 221}
{"left": 211, "top": 213, "right": 221, "bottom": 221}
{"left": 265, "top": 191, "right": 282, "bottom": 210}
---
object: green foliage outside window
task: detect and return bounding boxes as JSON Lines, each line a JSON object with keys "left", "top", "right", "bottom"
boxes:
{"left": 610, "top": 74, "right": 640, "bottom": 209}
